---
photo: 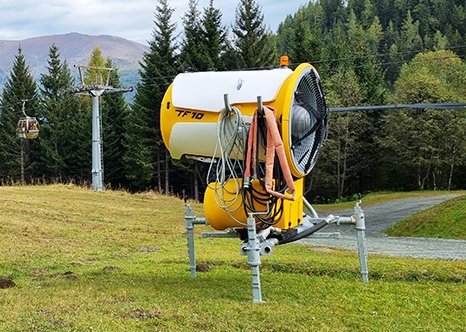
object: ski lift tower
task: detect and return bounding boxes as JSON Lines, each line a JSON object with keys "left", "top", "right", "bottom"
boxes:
{"left": 63, "top": 65, "right": 132, "bottom": 191}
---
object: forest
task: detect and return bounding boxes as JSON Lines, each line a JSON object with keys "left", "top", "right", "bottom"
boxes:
{"left": 0, "top": 0, "right": 465, "bottom": 202}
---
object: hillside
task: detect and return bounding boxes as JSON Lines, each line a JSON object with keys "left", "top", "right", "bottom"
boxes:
{"left": 0, "top": 32, "right": 148, "bottom": 96}
{"left": 0, "top": 185, "right": 465, "bottom": 331}
{"left": 385, "top": 194, "right": 466, "bottom": 239}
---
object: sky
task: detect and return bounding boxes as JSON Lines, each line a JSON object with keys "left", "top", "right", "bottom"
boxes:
{"left": 0, "top": 0, "right": 308, "bottom": 44}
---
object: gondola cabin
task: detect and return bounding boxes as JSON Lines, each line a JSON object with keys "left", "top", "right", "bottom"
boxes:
{"left": 16, "top": 117, "right": 39, "bottom": 139}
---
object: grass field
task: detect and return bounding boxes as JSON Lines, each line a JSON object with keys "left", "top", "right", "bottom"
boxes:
{"left": 0, "top": 185, "right": 465, "bottom": 331}
{"left": 385, "top": 194, "right": 466, "bottom": 239}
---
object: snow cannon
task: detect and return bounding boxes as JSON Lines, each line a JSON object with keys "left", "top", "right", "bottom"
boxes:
{"left": 160, "top": 63, "right": 328, "bottom": 230}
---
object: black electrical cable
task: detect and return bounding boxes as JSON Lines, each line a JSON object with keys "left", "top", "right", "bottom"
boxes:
{"left": 278, "top": 220, "right": 329, "bottom": 245}
{"left": 241, "top": 110, "right": 288, "bottom": 230}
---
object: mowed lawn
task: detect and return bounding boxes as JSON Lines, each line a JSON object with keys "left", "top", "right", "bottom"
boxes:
{"left": 0, "top": 185, "right": 465, "bottom": 331}
{"left": 385, "top": 194, "right": 466, "bottom": 239}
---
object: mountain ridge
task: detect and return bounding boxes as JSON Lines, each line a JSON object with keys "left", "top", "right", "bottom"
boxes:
{"left": 0, "top": 32, "right": 148, "bottom": 97}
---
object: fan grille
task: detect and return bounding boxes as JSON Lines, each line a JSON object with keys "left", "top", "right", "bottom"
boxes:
{"left": 290, "top": 68, "right": 328, "bottom": 175}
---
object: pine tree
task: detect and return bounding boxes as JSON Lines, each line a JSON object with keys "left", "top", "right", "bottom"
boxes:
{"left": 123, "top": 0, "right": 177, "bottom": 191}
{"left": 102, "top": 59, "right": 129, "bottom": 188}
{"left": 180, "top": 0, "right": 208, "bottom": 71}
{"left": 232, "top": 0, "right": 276, "bottom": 69}
{"left": 382, "top": 20, "right": 401, "bottom": 85}
{"left": 61, "top": 103, "right": 91, "bottom": 183}
{"left": 85, "top": 47, "right": 107, "bottom": 85}
{"left": 346, "top": 11, "right": 385, "bottom": 104}
{"left": 399, "top": 11, "right": 423, "bottom": 62}
{"left": 276, "top": 15, "right": 295, "bottom": 57}
{"left": 0, "top": 47, "right": 40, "bottom": 182}
{"left": 201, "top": 0, "right": 228, "bottom": 70}
{"left": 361, "top": 0, "right": 375, "bottom": 29}
{"left": 320, "top": 0, "right": 347, "bottom": 30}
{"left": 290, "top": 9, "right": 313, "bottom": 64}
{"left": 36, "top": 44, "right": 83, "bottom": 181}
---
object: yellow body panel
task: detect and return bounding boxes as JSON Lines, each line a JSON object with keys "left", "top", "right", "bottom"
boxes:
{"left": 161, "top": 84, "right": 220, "bottom": 150}
{"left": 204, "top": 178, "right": 304, "bottom": 230}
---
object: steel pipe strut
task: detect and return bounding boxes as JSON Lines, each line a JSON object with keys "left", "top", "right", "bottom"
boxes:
{"left": 354, "top": 201, "right": 369, "bottom": 283}
{"left": 91, "top": 91, "right": 103, "bottom": 191}
{"left": 246, "top": 215, "right": 263, "bottom": 303}
{"left": 185, "top": 205, "right": 198, "bottom": 278}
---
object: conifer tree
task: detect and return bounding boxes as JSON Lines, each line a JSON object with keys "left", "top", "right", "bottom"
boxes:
{"left": 290, "top": 9, "right": 312, "bottom": 64}
{"left": 0, "top": 48, "right": 40, "bottom": 182}
{"left": 399, "top": 11, "right": 423, "bottom": 61}
{"left": 37, "top": 44, "right": 83, "bottom": 181}
{"left": 346, "top": 11, "right": 385, "bottom": 104}
{"left": 180, "top": 0, "right": 209, "bottom": 71}
{"left": 201, "top": 0, "right": 228, "bottom": 70}
{"left": 61, "top": 103, "right": 91, "bottom": 183}
{"left": 124, "top": 0, "right": 177, "bottom": 191}
{"left": 102, "top": 59, "right": 129, "bottom": 188}
{"left": 232, "top": 0, "right": 276, "bottom": 69}
{"left": 85, "top": 47, "right": 107, "bottom": 85}
{"left": 320, "top": 0, "right": 347, "bottom": 30}
{"left": 276, "top": 15, "right": 295, "bottom": 57}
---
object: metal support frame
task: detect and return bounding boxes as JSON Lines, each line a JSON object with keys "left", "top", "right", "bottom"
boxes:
{"left": 185, "top": 205, "right": 208, "bottom": 278}
{"left": 354, "top": 202, "right": 369, "bottom": 283}
{"left": 304, "top": 199, "right": 369, "bottom": 282}
{"left": 304, "top": 198, "right": 341, "bottom": 238}
{"left": 244, "top": 215, "right": 263, "bottom": 303}
{"left": 323, "top": 202, "right": 369, "bottom": 282}
{"left": 184, "top": 198, "right": 369, "bottom": 303}
{"left": 185, "top": 204, "right": 265, "bottom": 303}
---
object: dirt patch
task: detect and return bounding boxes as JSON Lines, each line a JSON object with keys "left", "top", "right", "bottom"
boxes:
{"left": 64, "top": 271, "right": 78, "bottom": 280}
{"left": 231, "top": 262, "right": 248, "bottom": 270}
{"left": 103, "top": 265, "right": 119, "bottom": 272}
{"left": 152, "top": 229, "right": 172, "bottom": 235}
{"left": 138, "top": 247, "right": 158, "bottom": 253}
{"left": 127, "top": 308, "right": 162, "bottom": 320}
{"left": 51, "top": 271, "right": 78, "bottom": 280}
{"left": 29, "top": 268, "right": 48, "bottom": 279}
{"left": 0, "top": 278, "right": 15, "bottom": 289}
{"left": 308, "top": 247, "right": 336, "bottom": 253}
{"left": 196, "top": 262, "right": 210, "bottom": 272}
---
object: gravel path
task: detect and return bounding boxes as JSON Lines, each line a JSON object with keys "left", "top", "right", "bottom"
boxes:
{"left": 300, "top": 194, "right": 466, "bottom": 260}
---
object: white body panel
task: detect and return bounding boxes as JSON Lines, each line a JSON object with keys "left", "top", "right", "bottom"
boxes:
{"left": 171, "top": 68, "right": 293, "bottom": 112}
{"left": 169, "top": 121, "right": 254, "bottom": 160}
{"left": 169, "top": 122, "right": 218, "bottom": 159}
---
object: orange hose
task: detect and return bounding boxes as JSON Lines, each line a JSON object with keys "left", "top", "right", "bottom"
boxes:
{"left": 263, "top": 106, "right": 295, "bottom": 200}
{"left": 244, "top": 105, "right": 295, "bottom": 201}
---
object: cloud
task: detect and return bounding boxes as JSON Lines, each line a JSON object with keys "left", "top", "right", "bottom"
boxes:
{"left": 0, "top": 0, "right": 305, "bottom": 44}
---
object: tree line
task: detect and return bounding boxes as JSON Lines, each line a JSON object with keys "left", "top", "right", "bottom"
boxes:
{"left": 0, "top": 0, "right": 465, "bottom": 202}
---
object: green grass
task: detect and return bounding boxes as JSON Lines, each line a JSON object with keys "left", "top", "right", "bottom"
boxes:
{"left": 385, "top": 194, "right": 466, "bottom": 239}
{"left": 0, "top": 185, "right": 465, "bottom": 331}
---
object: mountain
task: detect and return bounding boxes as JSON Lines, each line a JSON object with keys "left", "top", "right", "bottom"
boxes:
{"left": 0, "top": 32, "right": 148, "bottom": 99}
